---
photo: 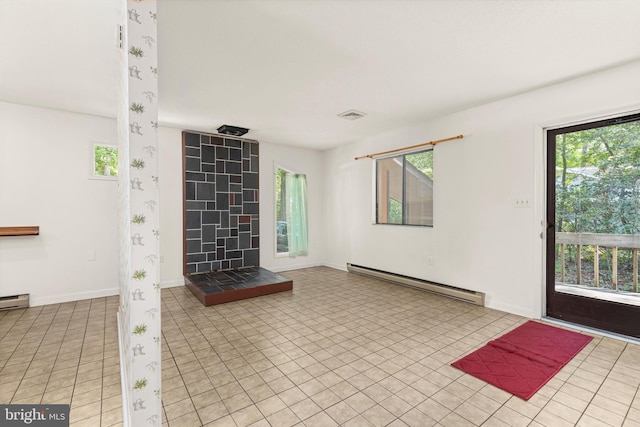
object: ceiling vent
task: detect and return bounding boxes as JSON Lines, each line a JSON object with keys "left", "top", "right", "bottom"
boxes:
{"left": 338, "top": 110, "right": 367, "bottom": 120}
{"left": 217, "top": 125, "right": 249, "bottom": 137}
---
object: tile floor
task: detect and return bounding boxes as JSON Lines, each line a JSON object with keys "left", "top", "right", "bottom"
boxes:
{"left": 1, "top": 266, "right": 640, "bottom": 426}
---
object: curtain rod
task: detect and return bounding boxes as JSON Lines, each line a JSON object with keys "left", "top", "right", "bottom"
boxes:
{"left": 354, "top": 134, "right": 464, "bottom": 160}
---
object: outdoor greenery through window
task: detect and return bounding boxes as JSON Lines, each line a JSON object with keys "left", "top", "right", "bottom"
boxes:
{"left": 275, "top": 167, "right": 309, "bottom": 256}
{"left": 93, "top": 144, "right": 118, "bottom": 177}
{"left": 553, "top": 113, "right": 640, "bottom": 291}
{"left": 275, "top": 168, "right": 289, "bottom": 253}
{"left": 376, "top": 149, "right": 434, "bottom": 226}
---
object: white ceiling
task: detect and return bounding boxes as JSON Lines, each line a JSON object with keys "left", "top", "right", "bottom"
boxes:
{"left": 1, "top": 0, "right": 639, "bottom": 150}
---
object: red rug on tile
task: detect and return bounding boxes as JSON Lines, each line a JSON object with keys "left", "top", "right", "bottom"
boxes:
{"left": 451, "top": 321, "right": 592, "bottom": 400}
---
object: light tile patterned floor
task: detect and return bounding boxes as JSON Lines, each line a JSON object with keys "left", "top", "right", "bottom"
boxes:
{"left": 1, "top": 266, "right": 639, "bottom": 426}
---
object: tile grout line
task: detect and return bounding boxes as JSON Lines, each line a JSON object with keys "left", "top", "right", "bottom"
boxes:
{"left": 161, "top": 296, "right": 205, "bottom": 426}
{"left": 561, "top": 339, "right": 626, "bottom": 427}
{"left": 5, "top": 267, "right": 640, "bottom": 427}
{"left": 172, "top": 274, "right": 517, "bottom": 426}
{"left": 10, "top": 304, "right": 63, "bottom": 404}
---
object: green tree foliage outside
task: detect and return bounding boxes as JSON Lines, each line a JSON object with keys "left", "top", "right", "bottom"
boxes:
{"left": 95, "top": 145, "right": 118, "bottom": 176}
{"left": 275, "top": 168, "right": 287, "bottom": 222}
{"left": 555, "top": 120, "right": 640, "bottom": 290}
{"left": 406, "top": 150, "right": 433, "bottom": 179}
{"left": 388, "top": 198, "right": 402, "bottom": 224}
{"left": 275, "top": 168, "right": 289, "bottom": 252}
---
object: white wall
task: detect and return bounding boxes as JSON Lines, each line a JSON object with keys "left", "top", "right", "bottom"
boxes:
{"left": 7, "top": 61, "right": 638, "bottom": 314}
{"left": 0, "top": 114, "right": 204, "bottom": 304}
{"left": 323, "top": 61, "right": 640, "bottom": 318}
{"left": 0, "top": 111, "right": 326, "bottom": 305}
{"left": 157, "top": 126, "right": 184, "bottom": 286}
{"left": 0, "top": 102, "right": 119, "bottom": 305}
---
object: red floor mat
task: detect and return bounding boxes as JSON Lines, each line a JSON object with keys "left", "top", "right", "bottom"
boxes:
{"left": 451, "top": 321, "right": 593, "bottom": 400}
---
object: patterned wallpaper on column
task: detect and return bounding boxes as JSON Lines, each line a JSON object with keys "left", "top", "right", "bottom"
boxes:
{"left": 119, "top": 1, "right": 161, "bottom": 426}
{"left": 183, "top": 131, "right": 260, "bottom": 274}
{"left": 117, "top": 0, "right": 132, "bottom": 418}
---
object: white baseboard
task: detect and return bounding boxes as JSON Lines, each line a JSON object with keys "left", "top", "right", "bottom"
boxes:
{"left": 267, "top": 262, "right": 347, "bottom": 273}
{"left": 266, "top": 262, "right": 324, "bottom": 273}
{"left": 160, "top": 278, "right": 184, "bottom": 288}
{"left": 25, "top": 265, "right": 348, "bottom": 306}
{"left": 30, "top": 288, "right": 119, "bottom": 307}
{"left": 484, "top": 299, "right": 537, "bottom": 319}
{"left": 26, "top": 279, "right": 188, "bottom": 306}
{"left": 322, "top": 262, "right": 348, "bottom": 272}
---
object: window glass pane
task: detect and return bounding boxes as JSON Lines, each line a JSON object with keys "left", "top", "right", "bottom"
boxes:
{"left": 388, "top": 198, "right": 402, "bottom": 224}
{"left": 376, "top": 156, "right": 404, "bottom": 224}
{"left": 554, "top": 117, "right": 640, "bottom": 291}
{"left": 275, "top": 168, "right": 289, "bottom": 253}
{"left": 406, "top": 151, "right": 433, "bottom": 179}
{"left": 405, "top": 151, "right": 433, "bottom": 226}
{"left": 94, "top": 145, "right": 118, "bottom": 176}
{"left": 376, "top": 149, "right": 433, "bottom": 226}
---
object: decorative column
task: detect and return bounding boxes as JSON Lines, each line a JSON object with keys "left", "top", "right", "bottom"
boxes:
{"left": 118, "top": 1, "right": 161, "bottom": 426}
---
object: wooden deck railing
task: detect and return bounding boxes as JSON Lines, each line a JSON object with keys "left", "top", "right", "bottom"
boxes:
{"left": 556, "top": 232, "right": 640, "bottom": 292}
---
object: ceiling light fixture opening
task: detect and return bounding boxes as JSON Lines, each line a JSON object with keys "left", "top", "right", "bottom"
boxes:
{"left": 217, "top": 124, "right": 249, "bottom": 136}
{"left": 338, "top": 110, "right": 367, "bottom": 120}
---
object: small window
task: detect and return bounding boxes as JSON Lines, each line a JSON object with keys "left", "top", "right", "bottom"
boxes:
{"left": 92, "top": 144, "right": 118, "bottom": 179}
{"left": 376, "top": 149, "right": 433, "bottom": 226}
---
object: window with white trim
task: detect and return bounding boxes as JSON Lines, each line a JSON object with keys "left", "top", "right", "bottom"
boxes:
{"left": 376, "top": 149, "right": 433, "bottom": 226}
{"left": 275, "top": 167, "right": 308, "bottom": 256}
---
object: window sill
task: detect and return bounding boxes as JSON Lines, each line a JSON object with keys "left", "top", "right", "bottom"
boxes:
{"left": 373, "top": 223, "right": 433, "bottom": 228}
{"left": 275, "top": 252, "right": 309, "bottom": 258}
{"left": 89, "top": 174, "right": 118, "bottom": 181}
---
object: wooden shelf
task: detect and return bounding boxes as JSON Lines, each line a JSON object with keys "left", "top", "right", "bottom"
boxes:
{"left": 0, "top": 226, "right": 40, "bottom": 237}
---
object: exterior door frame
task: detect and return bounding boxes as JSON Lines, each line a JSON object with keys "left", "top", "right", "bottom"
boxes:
{"left": 545, "top": 112, "right": 640, "bottom": 339}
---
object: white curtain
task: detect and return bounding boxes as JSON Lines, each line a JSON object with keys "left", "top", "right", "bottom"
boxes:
{"left": 285, "top": 173, "right": 308, "bottom": 256}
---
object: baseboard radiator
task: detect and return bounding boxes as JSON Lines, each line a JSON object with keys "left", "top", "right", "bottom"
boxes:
{"left": 347, "top": 263, "right": 485, "bottom": 306}
{"left": 0, "top": 294, "right": 30, "bottom": 311}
